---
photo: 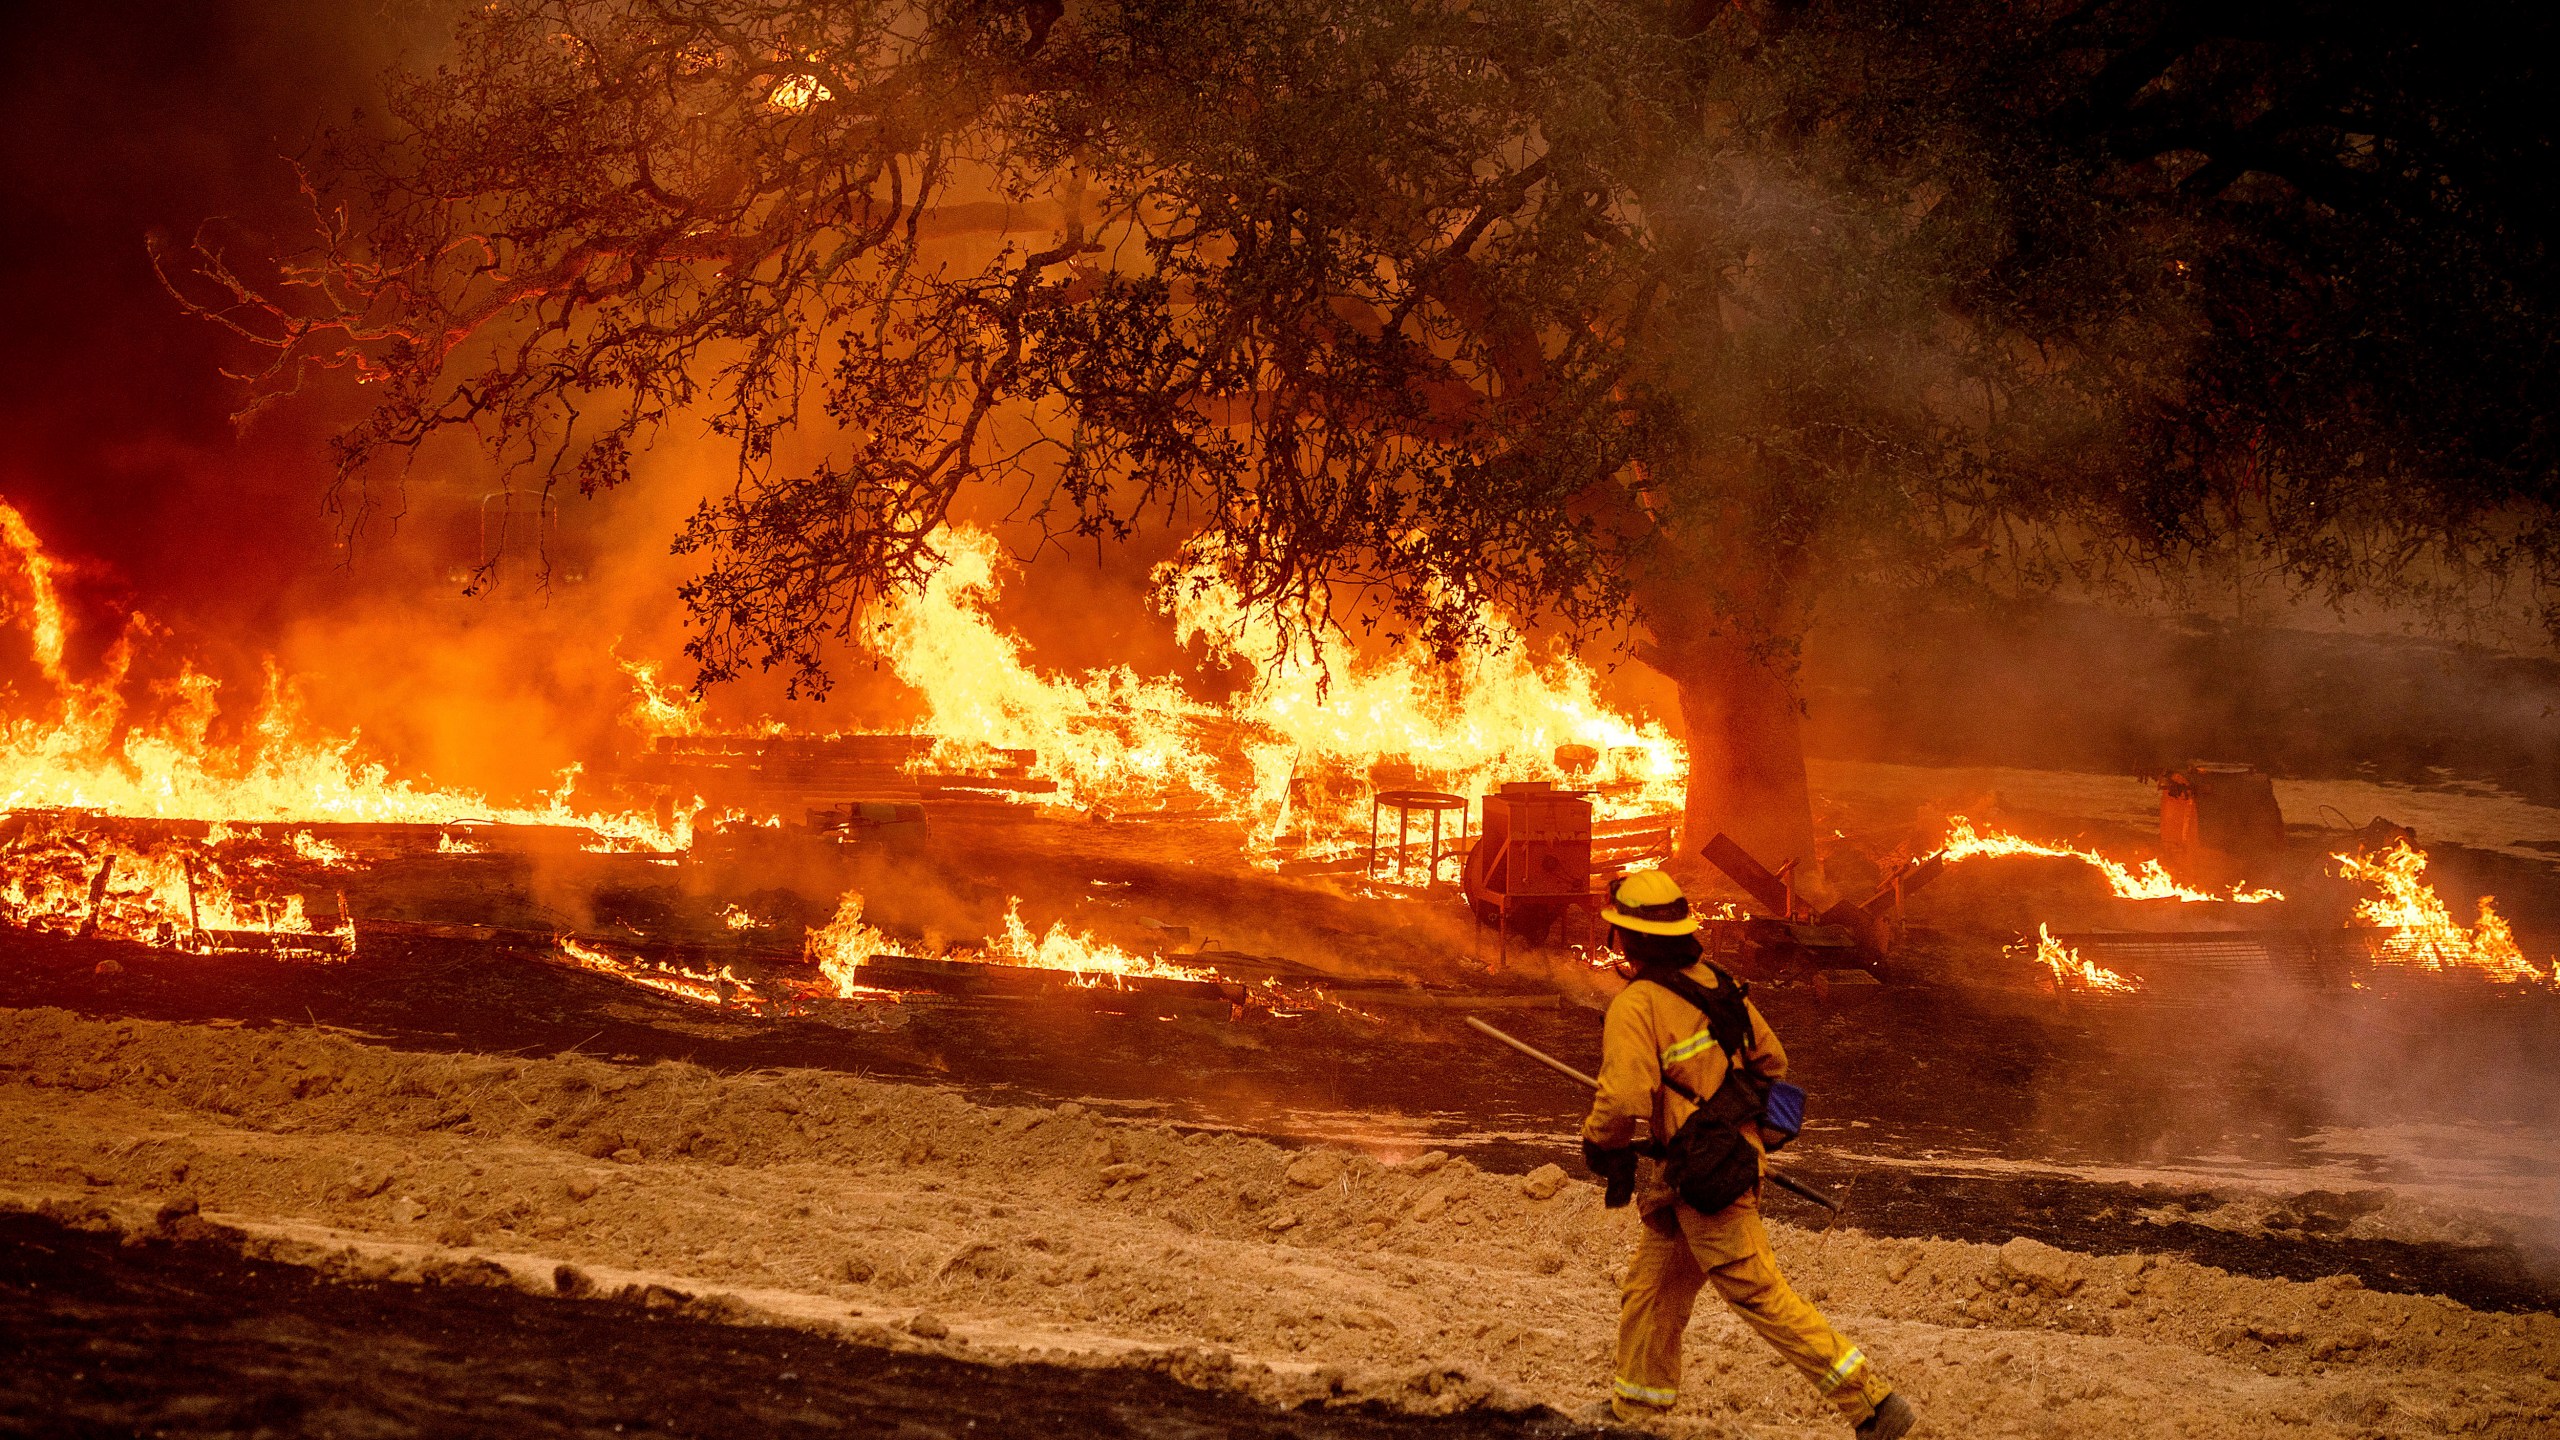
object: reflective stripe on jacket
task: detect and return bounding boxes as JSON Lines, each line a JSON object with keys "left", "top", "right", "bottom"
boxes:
{"left": 1579, "top": 961, "right": 1787, "bottom": 1151}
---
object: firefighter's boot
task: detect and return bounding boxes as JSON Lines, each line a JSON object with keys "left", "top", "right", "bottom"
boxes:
{"left": 1855, "top": 1392, "right": 1917, "bottom": 1439}
{"left": 1574, "top": 1397, "right": 1658, "bottom": 1429}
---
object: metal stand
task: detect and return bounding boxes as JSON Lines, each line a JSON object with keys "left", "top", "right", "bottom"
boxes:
{"left": 1472, "top": 885, "right": 1609, "bottom": 971}
{"left": 1368, "top": 789, "right": 1467, "bottom": 888}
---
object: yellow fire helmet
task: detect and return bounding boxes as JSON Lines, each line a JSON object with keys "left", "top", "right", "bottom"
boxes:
{"left": 1601, "top": 867, "right": 1698, "bottom": 935}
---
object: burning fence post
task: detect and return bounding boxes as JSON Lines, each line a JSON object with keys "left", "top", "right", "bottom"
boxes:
{"left": 73, "top": 853, "right": 115, "bottom": 940}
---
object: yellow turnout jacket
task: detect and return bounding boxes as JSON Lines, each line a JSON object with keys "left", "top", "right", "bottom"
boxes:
{"left": 1580, "top": 961, "right": 1788, "bottom": 1187}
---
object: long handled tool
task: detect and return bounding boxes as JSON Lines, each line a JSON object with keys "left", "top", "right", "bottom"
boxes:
{"left": 1465, "top": 1016, "right": 1840, "bottom": 1213}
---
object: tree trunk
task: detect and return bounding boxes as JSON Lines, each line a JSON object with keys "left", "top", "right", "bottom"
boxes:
{"left": 1649, "top": 632, "right": 1820, "bottom": 895}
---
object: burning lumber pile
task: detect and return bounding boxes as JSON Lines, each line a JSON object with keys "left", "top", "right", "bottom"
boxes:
{"left": 0, "top": 811, "right": 354, "bottom": 957}
{"left": 621, "top": 734, "right": 1058, "bottom": 810}
{"left": 619, "top": 524, "right": 1689, "bottom": 869}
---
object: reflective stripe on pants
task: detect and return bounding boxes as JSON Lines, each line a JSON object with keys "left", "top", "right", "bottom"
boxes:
{"left": 1612, "top": 1376, "right": 1678, "bottom": 1407}
{"left": 1610, "top": 1193, "right": 1893, "bottom": 1423}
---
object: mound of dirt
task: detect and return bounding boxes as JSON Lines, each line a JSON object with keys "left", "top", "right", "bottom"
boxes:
{"left": 4, "top": 1005, "right": 2556, "bottom": 1437}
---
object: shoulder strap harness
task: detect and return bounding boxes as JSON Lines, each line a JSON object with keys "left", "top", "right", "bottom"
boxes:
{"left": 1637, "top": 964, "right": 1756, "bottom": 1105}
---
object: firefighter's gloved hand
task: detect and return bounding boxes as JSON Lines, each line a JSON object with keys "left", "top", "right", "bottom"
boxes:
{"left": 1582, "top": 1140, "right": 1639, "bottom": 1209}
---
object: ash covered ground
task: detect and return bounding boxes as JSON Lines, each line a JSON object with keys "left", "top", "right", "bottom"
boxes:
{"left": 5, "top": 762, "right": 2559, "bottom": 1439}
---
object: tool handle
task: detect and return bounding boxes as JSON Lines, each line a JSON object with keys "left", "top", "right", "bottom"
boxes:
{"left": 1466, "top": 1016, "right": 1843, "bottom": 1213}
{"left": 1463, "top": 1016, "right": 1601, "bottom": 1088}
{"left": 1765, "top": 1170, "right": 1840, "bottom": 1212}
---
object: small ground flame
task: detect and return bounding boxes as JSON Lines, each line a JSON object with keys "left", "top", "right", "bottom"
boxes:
{"left": 289, "top": 831, "right": 352, "bottom": 868}
{"left": 2026, "top": 923, "right": 2141, "bottom": 993}
{"left": 551, "top": 934, "right": 766, "bottom": 1007}
{"left": 806, "top": 888, "right": 1212, "bottom": 996}
{"left": 1939, "top": 817, "right": 2282, "bottom": 904}
{"left": 2334, "top": 842, "right": 2554, "bottom": 987}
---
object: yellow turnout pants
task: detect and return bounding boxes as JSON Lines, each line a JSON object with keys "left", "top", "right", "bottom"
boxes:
{"left": 1611, "top": 1194, "right": 1892, "bottom": 1425}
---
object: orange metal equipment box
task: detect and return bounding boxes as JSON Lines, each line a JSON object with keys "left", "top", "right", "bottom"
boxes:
{"left": 1472, "top": 781, "right": 1593, "bottom": 900}
{"left": 2160, "top": 761, "right": 2285, "bottom": 884}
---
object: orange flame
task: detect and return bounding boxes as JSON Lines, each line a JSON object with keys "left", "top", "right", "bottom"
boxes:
{"left": 1938, "top": 817, "right": 2282, "bottom": 904}
{"left": 0, "top": 498, "right": 692, "bottom": 854}
{"left": 619, "top": 656, "right": 707, "bottom": 739}
{"left": 0, "top": 499, "right": 73, "bottom": 685}
{"left": 289, "top": 831, "right": 352, "bottom": 868}
{"left": 618, "top": 653, "right": 789, "bottom": 742}
{"left": 0, "top": 817, "right": 354, "bottom": 955}
{"left": 990, "top": 900, "right": 1215, "bottom": 985}
{"left": 2027, "top": 923, "right": 2141, "bottom": 993}
{"left": 807, "top": 892, "right": 896, "bottom": 997}
{"left": 834, "top": 525, "right": 1685, "bottom": 856}
{"left": 552, "top": 934, "right": 764, "bottom": 1007}
{"left": 805, "top": 887, "right": 1213, "bottom": 995}
{"left": 767, "top": 74, "right": 830, "bottom": 111}
{"left": 877, "top": 529, "right": 1233, "bottom": 814}
{"left": 2334, "top": 842, "right": 2553, "bottom": 986}
{"left": 1165, "top": 538, "right": 1685, "bottom": 852}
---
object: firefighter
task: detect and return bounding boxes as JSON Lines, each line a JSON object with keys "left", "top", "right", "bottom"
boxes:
{"left": 1580, "top": 868, "right": 1916, "bottom": 1437}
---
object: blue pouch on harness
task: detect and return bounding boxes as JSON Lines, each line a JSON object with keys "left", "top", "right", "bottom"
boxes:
{"left": 1761, "top": 1079, "right": 1807, "bottom": 1150}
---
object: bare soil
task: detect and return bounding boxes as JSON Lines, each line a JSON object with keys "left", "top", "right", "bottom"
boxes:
{"left": 4, "top": 1004, "right": 2557, "bottom": 1439}
{"left": 0, "top": 1207, "right": 1583, "bottom": 1440}
{"left": 8, "top": 923, "right": 2551, "bottom": 1316}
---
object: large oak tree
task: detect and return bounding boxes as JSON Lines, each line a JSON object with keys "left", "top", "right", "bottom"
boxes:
{"left": 172, "top": 0, "right": 2560, "bottom": 877}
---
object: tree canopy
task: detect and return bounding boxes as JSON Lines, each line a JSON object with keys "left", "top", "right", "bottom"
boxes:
{"left": 169, "top": 0, "right": 2560, "bottom": 866}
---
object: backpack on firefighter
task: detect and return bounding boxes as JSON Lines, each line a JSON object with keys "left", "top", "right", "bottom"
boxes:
{"left": 1638, "top": 963, "right": 1802, "bottom": 1214}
